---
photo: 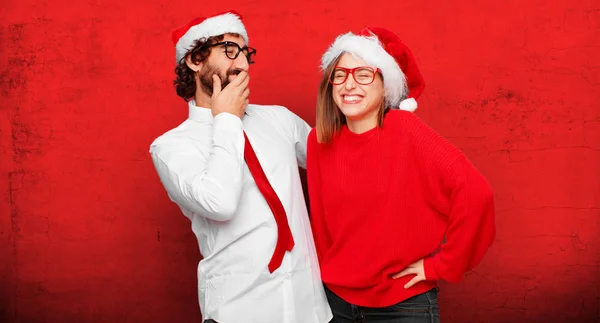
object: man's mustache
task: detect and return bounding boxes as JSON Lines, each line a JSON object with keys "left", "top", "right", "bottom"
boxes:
{"left": 227, "top": 69, "right": 243, "bottom": 76}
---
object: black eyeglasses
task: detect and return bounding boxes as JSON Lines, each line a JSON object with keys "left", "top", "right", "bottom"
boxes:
{"left": 209, "top": 41, "right": 256, "bottom": 64}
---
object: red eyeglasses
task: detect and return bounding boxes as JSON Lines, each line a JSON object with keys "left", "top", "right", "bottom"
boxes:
{"left": 329, "top": 66, "right": 380, "bottom": 85}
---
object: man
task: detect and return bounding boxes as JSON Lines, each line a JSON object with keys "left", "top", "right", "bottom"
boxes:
{"left": 149, "top": 11, "right": 332, "bottom": 323}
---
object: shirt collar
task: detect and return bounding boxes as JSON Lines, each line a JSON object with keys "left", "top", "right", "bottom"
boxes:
{"left": 188, "top": 100, "right": 252, "bottom": 123}
{"left": 188, "top": 100, "right": 212, "bottom": 123}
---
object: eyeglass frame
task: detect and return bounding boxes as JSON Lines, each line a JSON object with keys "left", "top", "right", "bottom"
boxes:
{"left": 329, "top": 66, "right": 381, "bottom": 85}
{"left": 208, "top": 41, "right": 257, "bottom": 64}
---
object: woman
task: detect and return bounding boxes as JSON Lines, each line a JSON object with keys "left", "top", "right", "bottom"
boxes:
{"left": 307, "top": 27, "right": 496, "bottom": 322}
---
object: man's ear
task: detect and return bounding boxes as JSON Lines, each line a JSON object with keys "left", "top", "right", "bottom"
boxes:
{"left": 185, "top": 55, "right": 202, "bottom": 72}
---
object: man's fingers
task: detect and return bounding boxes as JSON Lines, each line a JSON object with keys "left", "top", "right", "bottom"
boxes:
{"left": 404, "top": 276, "right": 422, "bottom": 289}
{"left": 229, "top": 70, "right": 248, "bottom": 87}
{"left": 238, "top": 72, "right": 250, "bottom": 89}
{"left": 242, "top": 88, "right": 250, "bottom": 99}
{"left": 212, "top": 75, "right": 222, "bottom": 97}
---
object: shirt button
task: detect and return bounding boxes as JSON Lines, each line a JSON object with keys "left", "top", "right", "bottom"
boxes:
{"left": 285, "top": 273, "right": 292, "bottom": 280}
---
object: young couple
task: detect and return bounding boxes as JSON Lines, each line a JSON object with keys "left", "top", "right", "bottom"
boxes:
{"left": 150, "top": 11, "right": 495, "bottom": 323}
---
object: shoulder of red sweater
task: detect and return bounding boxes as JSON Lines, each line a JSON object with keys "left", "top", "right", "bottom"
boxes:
{"left": 386, "top": 109, "right": 422, "bottom": 123}
{"left": 384, "top": 110, "right": 427, "bottom": 131}
{"left": 308, "top": 128, "right": 327, "bottom": 154}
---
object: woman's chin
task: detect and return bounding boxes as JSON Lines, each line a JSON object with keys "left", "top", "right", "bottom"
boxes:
{"left": 339, "top": 105, "right": 365, "bottom": 118}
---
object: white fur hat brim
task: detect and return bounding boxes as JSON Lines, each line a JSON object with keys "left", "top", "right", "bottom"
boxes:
{"left": 175, "top": 13, "right": 248, "bottom": 63}
{"left": 321, "top": 32, "right": 414, "bottom": 111}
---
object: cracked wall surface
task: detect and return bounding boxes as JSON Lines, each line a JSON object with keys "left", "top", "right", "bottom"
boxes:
{"left": 1, "top": 0, "right": 599, "bottom": 322}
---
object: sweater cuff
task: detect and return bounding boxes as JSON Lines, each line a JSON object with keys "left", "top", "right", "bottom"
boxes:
{"left": 423, "top": 256, "right": 440, "bottom": 281}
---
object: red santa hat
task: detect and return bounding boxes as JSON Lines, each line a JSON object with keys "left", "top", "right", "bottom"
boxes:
{"left": 320, "top": 27, "right": 425, "bottom": 112}
{"left": 171, "top": 11, "right": 248, "bottom": 63}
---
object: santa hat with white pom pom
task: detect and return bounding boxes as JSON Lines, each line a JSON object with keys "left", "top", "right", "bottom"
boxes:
{"left": 321, "top": 27, "right": 425, "bottom": 112}
{"left": 172, "top": 10, "right": 248, "bottom": 64}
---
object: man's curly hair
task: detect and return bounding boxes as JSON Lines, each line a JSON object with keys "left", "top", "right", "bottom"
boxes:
{"left": 173, "top": 35, "right": 225, "bottom": 101}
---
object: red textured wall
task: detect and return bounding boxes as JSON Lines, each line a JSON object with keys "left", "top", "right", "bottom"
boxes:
{"left": 2, "top": 0, "right": 599, "bottom": 322}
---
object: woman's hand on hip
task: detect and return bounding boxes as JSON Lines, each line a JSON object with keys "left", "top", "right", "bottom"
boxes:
{"left": 392, "top": 258, "right": 426, "bottom": 289}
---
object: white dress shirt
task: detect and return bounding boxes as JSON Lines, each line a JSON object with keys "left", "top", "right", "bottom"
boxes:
{"left": 149, "top": 100, "right": 332, "bottom": 323}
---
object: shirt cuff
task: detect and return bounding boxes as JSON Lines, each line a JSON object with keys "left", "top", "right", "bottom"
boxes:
{"left": 212, "top": 112, "right": 244, "bottom": 159}
{"left": 213, "top": 112, "right": 243, "bottom": 131}
{"left": 423, "top": 255, "right": 440, "bottom": 281}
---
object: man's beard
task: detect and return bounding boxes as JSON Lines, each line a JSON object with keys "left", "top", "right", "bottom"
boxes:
{"left": 198, "top": 63, "right": 243, "bottom": 97}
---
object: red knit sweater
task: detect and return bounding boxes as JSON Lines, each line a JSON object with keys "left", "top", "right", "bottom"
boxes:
{"left": 307, "top": 110, "right": 496, "bottom": 307}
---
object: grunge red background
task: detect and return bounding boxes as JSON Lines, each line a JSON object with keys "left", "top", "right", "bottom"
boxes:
{"left": 1, "top": 0, "right": 599, "bottom": 322}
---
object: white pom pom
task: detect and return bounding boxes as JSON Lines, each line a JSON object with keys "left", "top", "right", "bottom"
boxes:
{"left": 399, "top": 98, "right": 417, "bottom": 112}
